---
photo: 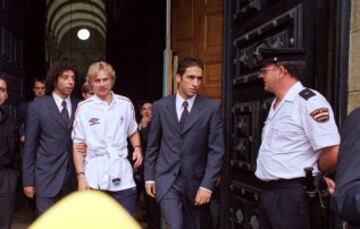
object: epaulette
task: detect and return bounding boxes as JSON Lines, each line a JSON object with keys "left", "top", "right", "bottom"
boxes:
{"left": 299, "top": 88, "right": 316, "bottom": 100}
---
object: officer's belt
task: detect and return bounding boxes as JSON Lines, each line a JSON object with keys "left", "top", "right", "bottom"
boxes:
{"left": 261, "top": 177, "right": 304, "bottom": 189}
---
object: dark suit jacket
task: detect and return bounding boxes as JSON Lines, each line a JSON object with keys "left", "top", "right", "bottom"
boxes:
{"left": 332, "top": 107, "right": 360, "bottom": 228}
{"left": 144, "top": 95, "right": 224, "bottom": 201}
{"left": 17, "top": 101, "right": 28, "bottom": 137}
{"left": 22, "top": 95, "right": 79, "bottom": 198}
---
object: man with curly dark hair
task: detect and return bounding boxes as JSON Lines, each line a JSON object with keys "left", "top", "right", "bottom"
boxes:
{"left": 22, "top": 62, "right": 82, "bottom": 215}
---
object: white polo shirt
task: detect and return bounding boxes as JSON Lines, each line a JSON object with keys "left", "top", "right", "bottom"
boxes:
{"left": 255, "top": 82, "right": 340, "bottom": 181}
{"left": 72, "top": 92, "right": 138, "bottom": 191}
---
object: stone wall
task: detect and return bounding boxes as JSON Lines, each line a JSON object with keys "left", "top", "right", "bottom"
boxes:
{"left": 348, "top": 0, "right": 360, "bottom": 112}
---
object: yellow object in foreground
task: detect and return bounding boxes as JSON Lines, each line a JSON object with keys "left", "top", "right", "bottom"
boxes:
{"left": 30, "top": 190, "right": 141, "bottom": 229}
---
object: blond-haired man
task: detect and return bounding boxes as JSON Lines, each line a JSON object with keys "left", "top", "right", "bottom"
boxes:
{"left": 72, "top": 61, "right": 143, "bottom": 216}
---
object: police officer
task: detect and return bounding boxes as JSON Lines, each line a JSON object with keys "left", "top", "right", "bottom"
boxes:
{"left": 332, "top": 107, "right": 360, "bottom": 229}
{"left": 255, "top": 48, "right": 340, "bottom": 229}
{"left": 0, "top": 75, "right": 18, "bottom": 229}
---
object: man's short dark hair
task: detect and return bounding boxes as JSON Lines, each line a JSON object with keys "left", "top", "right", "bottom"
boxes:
{"left": 45, "top": 62, "right": 78, "bottom": 94}
{"left": 176, "top": 57, "right": 204, "bottom": 76}
{"left": 33, "top": 77, "right": 45, "bottom": 86}
{"left": 0, "top": 74, "right": 8, "bottom": 88}
{"left": 275, "top": 60, "right": 306, "bottom": 80}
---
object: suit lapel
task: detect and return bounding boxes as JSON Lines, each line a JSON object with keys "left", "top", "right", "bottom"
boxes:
{"left": 48, "top": 96, "right": 68, "bottom": 131}
{"left": 182, "top": 95, "right": 203, "bottom": 134}
{"left": 165, "top": 95, "right": 181, "bottom": 134}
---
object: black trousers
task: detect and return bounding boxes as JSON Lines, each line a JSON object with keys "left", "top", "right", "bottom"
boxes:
{"left": 0, "top": 169, "right": 17, "bottom": 229}
{"left": 259, "top": 178, "right": 310, "bottom": 229}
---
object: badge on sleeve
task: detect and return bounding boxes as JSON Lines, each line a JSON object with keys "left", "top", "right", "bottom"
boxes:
{"left": 310, "top": 108, "right": 329, "bottom": 123}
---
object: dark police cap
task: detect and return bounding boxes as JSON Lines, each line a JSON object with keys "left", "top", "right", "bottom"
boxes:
{"left": 259, "top": 48, "right": 305, "bottom": 65}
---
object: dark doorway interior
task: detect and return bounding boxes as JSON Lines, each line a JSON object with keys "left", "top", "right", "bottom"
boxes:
{"left": 11, "top": 0, "right": 165, "bottom": 107}
{"left": 107, "top": 0, "right": 165, "bottom": 109}
{"left": 2, "top": 0, "right": 165, "bottom": 227}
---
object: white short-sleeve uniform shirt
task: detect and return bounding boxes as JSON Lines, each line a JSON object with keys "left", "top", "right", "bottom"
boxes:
{"left": 255, "top": 82, "right": 340, "bottom": 181}
{"left": 72, "top": 92, "right": 138, "bottom": 191}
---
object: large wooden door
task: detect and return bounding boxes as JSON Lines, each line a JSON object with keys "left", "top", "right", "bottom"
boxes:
{"left": 222, "top": 0, "right": 335, "bottom": 228}
{"left": 171, "top": 0, "right": 223, "bottom": 101}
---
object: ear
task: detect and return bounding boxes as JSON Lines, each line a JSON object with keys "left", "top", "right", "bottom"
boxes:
{"left": 175, "top": 74, "right": 181, "bottom": 83}
{"left": 278, "top": 66, "right": 287, "bottom": 77}
{"left": 111, "top": 76, "right": 116, "bottom": 88}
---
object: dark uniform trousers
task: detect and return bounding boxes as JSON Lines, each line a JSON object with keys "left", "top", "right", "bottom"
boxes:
{"left": 0, "top": 168, "right": 17, "bottom": 229}
{"left": 159, "top": 173, "right": 213, "bottom": 229}
{"left": 259, "top": 178, "right": 310, "bottom": 229}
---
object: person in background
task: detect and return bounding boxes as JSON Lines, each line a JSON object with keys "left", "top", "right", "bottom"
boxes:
{"left": 135, "top": 102, "right": 161, "bottom": 228}
{"left": 17, "top": 77, "right": 46, "bottom": 219}
{"left": 18, "top": 77, "right": 46, "bottom": 144}
{"left": 80, "top": 81, "right": 94, "bottom": 100}
{"left": 0, "top": 75, "right": 19, "bottom": 229}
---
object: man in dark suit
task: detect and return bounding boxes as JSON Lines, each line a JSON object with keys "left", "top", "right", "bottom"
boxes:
{"left": 18, "top": 77, "right": 46, "bottom": 144}
{"left": 332, "top": 107, "right": 360, "bottom": 229}
{"left": 144, "top": 57, "right": 224, "bottom": 229}
{"left": 22, "top": 62, "right": 80, "bottom": 215}
{"left": 17, "top": 77, "right": 46, "bottom": 218}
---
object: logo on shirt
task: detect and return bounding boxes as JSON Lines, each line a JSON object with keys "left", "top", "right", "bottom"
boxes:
{"left": 89, "top": 117, "right": 100, "bottom": 126}
{"left": 310, "top": 108, "right": 329, "bottom": 123}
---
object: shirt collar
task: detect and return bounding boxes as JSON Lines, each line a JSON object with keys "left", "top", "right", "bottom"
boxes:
{"left": 176, "top": 92, "right": 196, "bottom": 111}
{"left": 283, "top": 81, "right": 304, "bottom": 102}
{"left": 52, "top": 92, "right": 71, "bottom": 109}
{"left": 93, "top": 91, "right": 117, "bottom": 106}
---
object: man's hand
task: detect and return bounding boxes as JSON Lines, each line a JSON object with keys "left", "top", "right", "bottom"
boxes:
{"left": 74, "top": 143, "right": 87, "bottom": 157}
{"left": 141, "top": 116, "right": 151, "bottom": 128}
{"left": 77, "top": 175, "right": 89, "bottom": 191}
{"left": 24, "top": 186, "right": 35, "bottom": 198}
{"left": 145, "top": 182, "right": 156, "bottom": 198}
{"left": 194, "top": 188, "right": 212, "bottom": 206}
{"left": 324, "top": 176, "right": 336, "bottom": 195}
{"left": 132, "top": 148, "right": 143, "bottom": 168}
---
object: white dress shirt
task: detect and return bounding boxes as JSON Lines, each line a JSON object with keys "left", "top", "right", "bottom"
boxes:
{"left": 52, "top": 92, "right": 72, "bottom": 118}
{"left": 175, "top": 93, "right": 196, "bottom": 121}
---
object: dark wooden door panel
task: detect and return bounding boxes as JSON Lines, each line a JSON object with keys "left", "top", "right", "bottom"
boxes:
{"left": 171, "top": 0, "right": 223, "bottom": 101}
{"left": 222, "top": 0, "right": 327, "bottom": 228}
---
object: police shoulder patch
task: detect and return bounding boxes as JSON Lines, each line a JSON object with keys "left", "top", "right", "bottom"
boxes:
{"left": 299, "top": 88, "right": 316, "bottom": 100}
{"left": 310, "top": 108, "right": 329, "bottom": 123}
